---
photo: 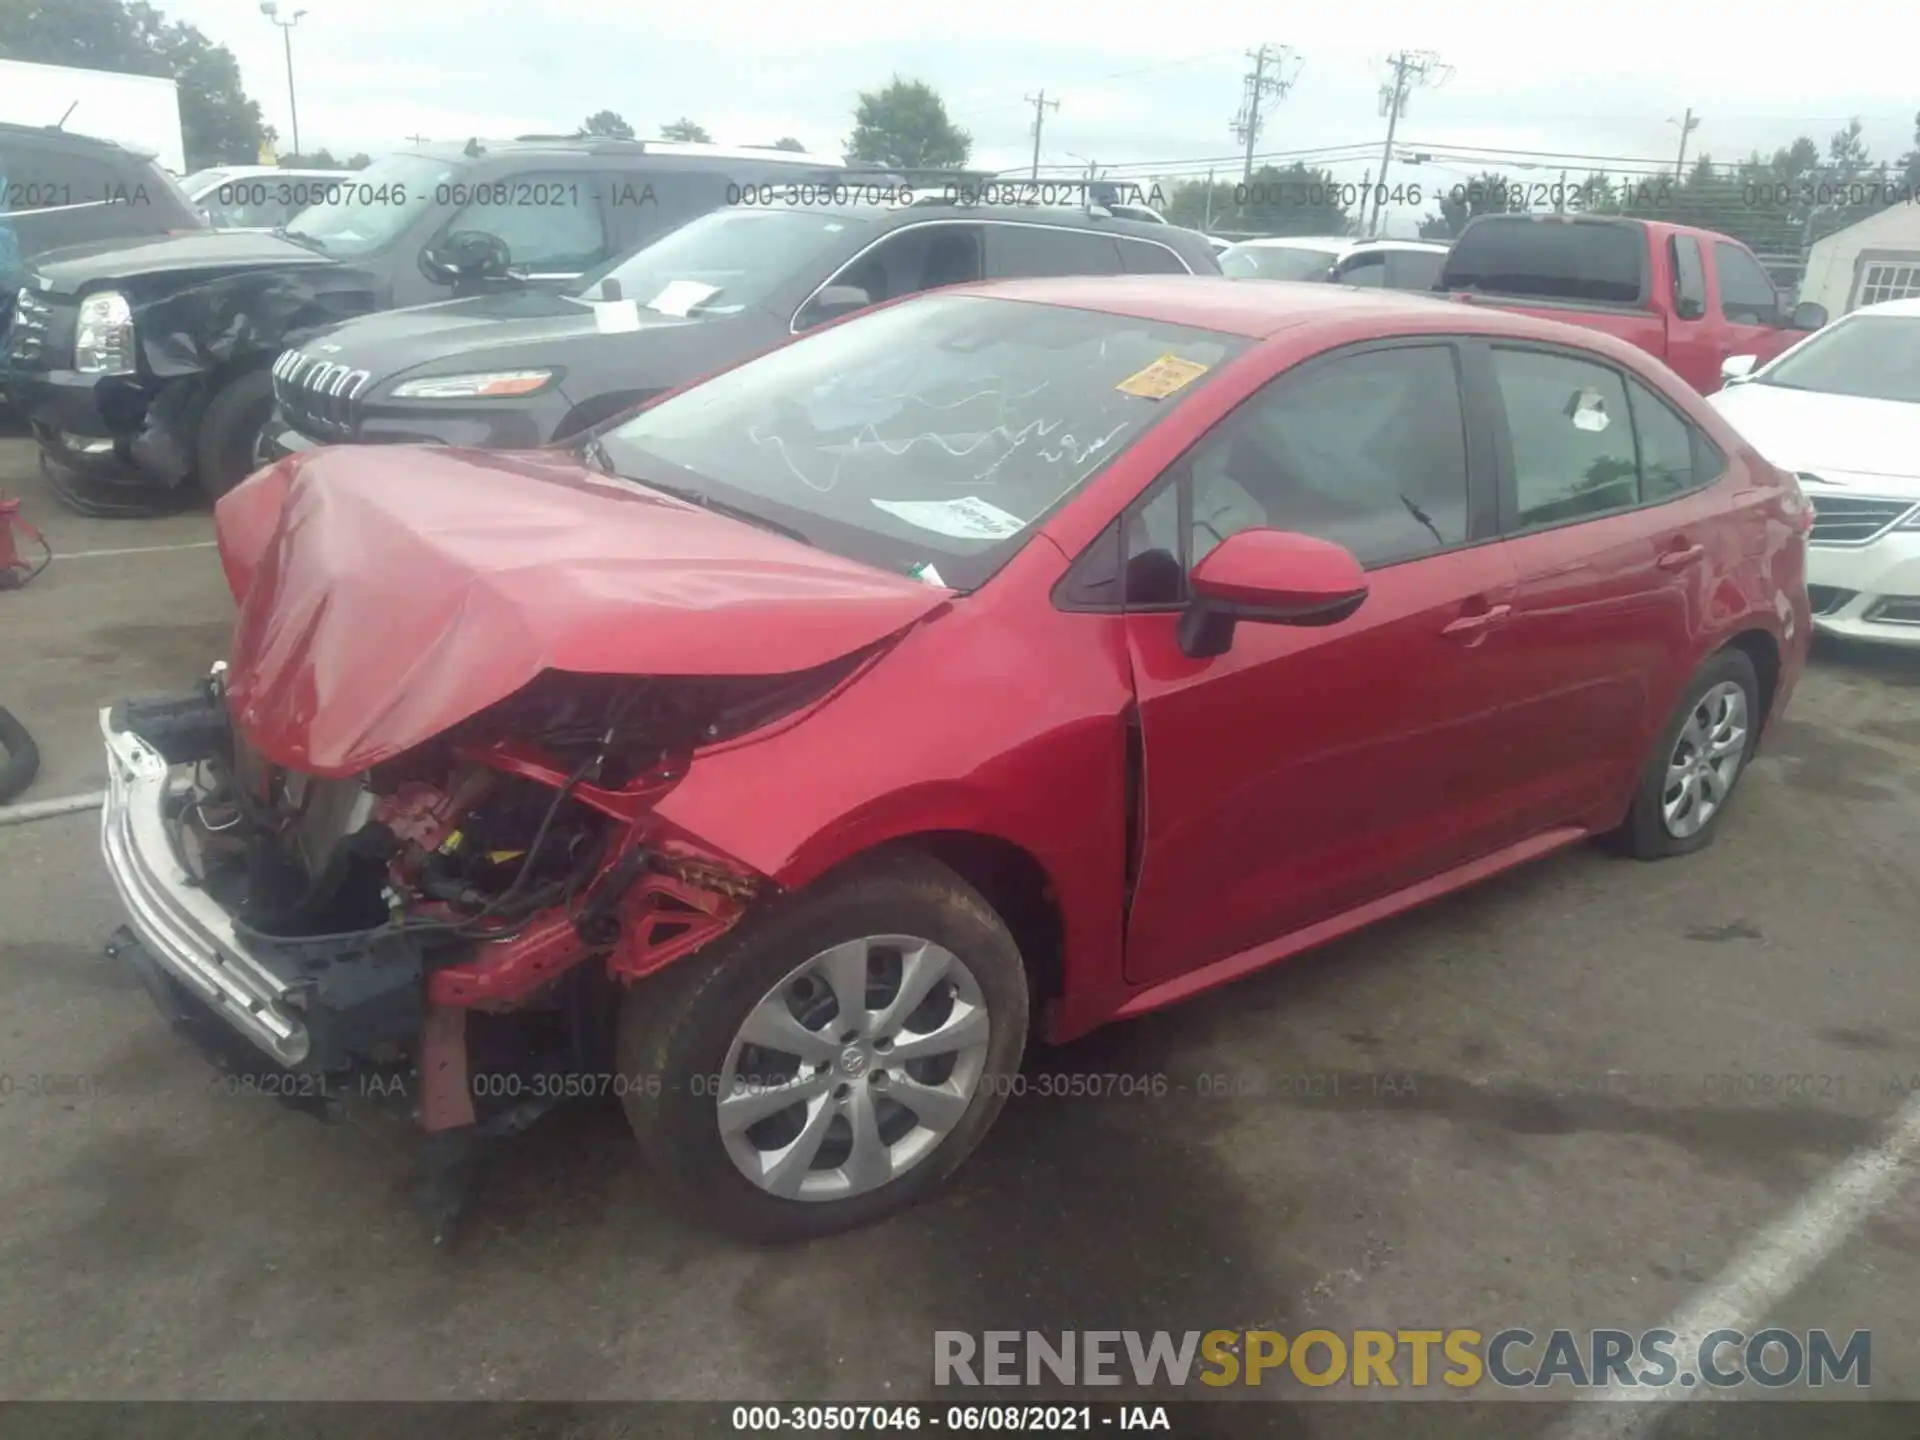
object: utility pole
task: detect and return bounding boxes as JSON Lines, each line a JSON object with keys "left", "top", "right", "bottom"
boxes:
{"left": 1670, "top": 107, "right": 1700, "bottom": 182}
{"left": 1025, "top": 90, "right": 1060, "bottom": 180}
{"left": 1232, "top": 43, "right": 1301, "bottom": 185}
{"left": 259, "top": 3, "right": 307, "bottom": 158}
{"left": 1203, "top": 166, "right": 1215, "bottom": 232}
{"left": 406, "top": 133, "right": 430, "bottom": 146}
{"left": 1556, "top": 169, "right": 1567, "bottom": 213}
{"left": 1368, "top": 49, "right": 1450, "bottom": 236}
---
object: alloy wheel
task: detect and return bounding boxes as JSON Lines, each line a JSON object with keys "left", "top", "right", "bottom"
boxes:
{"left": 715, "top": 934, "right": 992, "bottom": 1202}
{"left": 1661, "top": 680, "right": 1749, "bottom": 839}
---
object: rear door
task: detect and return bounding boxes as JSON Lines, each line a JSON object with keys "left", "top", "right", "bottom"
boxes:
{"left": 1476, "top": 341, "right": 1728, "bottom": 831}
{"left": 1120, "top": 339, "right": 1527, "bottom": 985}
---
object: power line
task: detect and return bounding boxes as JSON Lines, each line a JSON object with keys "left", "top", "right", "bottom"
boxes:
{"left": 1231, "top": 44, "right": 1302, "bottom": 185}
{"left": 1024, "top": 90, "right": 1060, "bottom": 180}
{"left": 1368, "top": 49, "right": 1451, "bottom": 235}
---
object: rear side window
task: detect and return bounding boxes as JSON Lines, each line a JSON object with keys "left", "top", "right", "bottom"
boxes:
{"left": 0, "top": 142, "right": 117, "bottom": 209}
{"left": 1626, "top": 376, "right": 1725, "bottom": 499}
{"left": 985, "top": 226, "right": 1124, "bottom": 278}
{"left": 1386, "top": 249, "right": 1445, "bottom": 290}
{"left": 1670, "top": 236, "right": 1707, "bottom": 318}
{"left": 1491, "top": 347, "right": 1639, "bottom": 528}
{"left": 1441, "top": 218, "right": 1645, "bottom": 305}
{"left": 1338, "top": 252, "right": 1388, "bottom": 287}
{"left": 1117, "top": 237, "right": 1189, "bottom": 274}
{"left": 1714, "top": 241, "right": 1779, "bottom": 325}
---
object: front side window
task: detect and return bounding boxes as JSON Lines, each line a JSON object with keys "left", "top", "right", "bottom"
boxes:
{"left": 1219, "top": 244, "right": 1337, "bottom": 282}
{"left": 1754, "top": 313, "right": 1920, "bottom": 404}
{"left": 827, "top": 222, "right": 985, "bottom": 310}
{"left": 444, "top": 171, "right": 608, "bottom": 274}
{"left": 1118, "top": 238, "right": 1190, "bottom": 274}
{"left": 282, "top": 152, "right": 461, "bottom": 258}
{"left": 598, "top": 292, "right": 1249, "bottom": 589}
{"left": 1715, "top": 241, "right": 1779, "bottom": 325}
{"left": 1491, "top": 347, "right": 1638, "bottom": 528}
{"left": 1337, "top": 253, "right": 1387, "bottom": 287}
{"left": 1123, "top": 344, "right": 1471, "bottom": 603}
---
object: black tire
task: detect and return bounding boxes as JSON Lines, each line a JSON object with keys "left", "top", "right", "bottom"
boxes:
{"left": 0, "top": 707, "right": 40, "bottom": 804}
{"left": 1609, "top": 647, "right": 1761, "bottom": 860}
{"left": 194, "top": 368, "right": 278, "bottom": 501}
{"left": 618, "top": 851, "right": 1030, "bottom": 1242}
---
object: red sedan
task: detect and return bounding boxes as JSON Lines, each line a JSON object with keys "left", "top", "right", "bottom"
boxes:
{"left": 98, "top": 277, "right": 1812, "bottom": 1241}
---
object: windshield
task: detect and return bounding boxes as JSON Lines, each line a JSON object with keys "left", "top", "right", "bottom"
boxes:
{"left": 281, "top": 152, "right": 462, "bottom": 258}
{"left": 574, "top": 208, "right": 871, "bottom": 316}
{"left": 597, "top": 292, "right": 1249, "bottom": 588}
{"left": 1758, "top": 314, "right": 1920, "bottom": 404}
{"left": 1220, "top": 245, "right": 1338, "bottom": 282}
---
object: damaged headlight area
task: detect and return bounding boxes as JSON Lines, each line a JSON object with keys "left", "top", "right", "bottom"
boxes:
{"left": 74, "top": 290, "right": 136, "bottom": 375}
{"left": 101, "top": 651, "right": 866, "bottom": 1084}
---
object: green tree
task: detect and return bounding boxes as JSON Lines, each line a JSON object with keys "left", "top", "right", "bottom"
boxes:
{"left": 278, "top": 148, "right": 341, "bottom": 169}
{"left": 1417, "top": 170, "right": 1517, "bottom": 238}
{"left": 0, "top": 0, "right": 272, "bottom": 167}
{"left": 847, "top": 77, "right": 970, "bottom": 169}
{"left": 582, "top": 109, "right": 634, "bottom": 140}
{"left": 1162, "top": 177, "right": 1237, "bottom": 231}
{"left": 770, "top": 136, "right": 806, "bottom": 152}
{"left": 660, "top": 117, "right": 711, "bottom": 143}
{"left": 345, "top": 152, "right": 370, "bottom": 170}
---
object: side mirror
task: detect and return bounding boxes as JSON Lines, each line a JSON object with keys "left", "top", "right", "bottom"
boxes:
{"left": 1789, "top": 300, "right": 1827, "bottom": 331}
{"left": 1720, "top": 354, "right": 1759, "bottom": 385}
{"left": 798, "top": 284, "right": 872, "bottom": 329}
{"left": 421, "top": 230, "right": 521, "bottom": 290}
{"left": 1176, "top": 529, "right": 1370, "bottom": 659}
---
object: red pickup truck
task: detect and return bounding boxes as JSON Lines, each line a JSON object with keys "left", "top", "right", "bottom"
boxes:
{"left": 1434, "top": 213, "right": 1826, "bottom": 393}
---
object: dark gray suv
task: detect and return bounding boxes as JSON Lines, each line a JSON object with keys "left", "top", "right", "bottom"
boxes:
{"left": 1, "top": 136, "right": 856, "bottom": 511}
{"left": 260, "top": 197, "right": 1222, "bottom": 463}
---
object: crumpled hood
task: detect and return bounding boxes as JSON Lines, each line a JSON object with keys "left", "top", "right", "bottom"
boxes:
{"left": 214, "top": 445, "right": 950, "bottom": 777}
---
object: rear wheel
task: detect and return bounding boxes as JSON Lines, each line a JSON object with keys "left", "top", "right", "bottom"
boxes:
{"left": 195, "top": 368, "right": 277, "bottom": 501}
{"left": 1611, "top": 648, "right": 1760, "bottom": 859}
{"left": 618, "top": 852, "right": 1029, "bottom": 1241}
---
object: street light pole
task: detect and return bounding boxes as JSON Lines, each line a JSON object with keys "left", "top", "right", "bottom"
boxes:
{"left": 259, "top": 3, "right": 308, "bottom": 158}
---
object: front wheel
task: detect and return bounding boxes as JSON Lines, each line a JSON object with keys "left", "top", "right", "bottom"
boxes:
{"left": 195, "top": 368, "right": 278, "bottom": 501}
{"left": 618, "top": 852, "right": 1029, "bottom": 1242}
{"left": 1611, "top": 648, "right": 1761, "bottom": 859}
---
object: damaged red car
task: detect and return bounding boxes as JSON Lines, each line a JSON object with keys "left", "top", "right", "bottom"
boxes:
{"left": 98, "top": 278, "right": 1811, "bottom": 1241}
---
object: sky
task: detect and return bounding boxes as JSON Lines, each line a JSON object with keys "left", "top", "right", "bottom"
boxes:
{"left": 161, "top": 0, "right": 1918, "bottom": 236}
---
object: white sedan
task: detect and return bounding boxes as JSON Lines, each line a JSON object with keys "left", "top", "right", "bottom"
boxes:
{"left": 1708, "top": 297, "right": 1920, "bottom": 648}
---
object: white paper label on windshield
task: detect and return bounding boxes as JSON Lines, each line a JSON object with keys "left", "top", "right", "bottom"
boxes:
{"left": 646, "top": 280, "right": 722, "bottom": 317}
{"left": 591, "top": 300, "right": 643, "bottom": 334}
{"left": 871, "top": 496, "right": 1027, "bottom": 540}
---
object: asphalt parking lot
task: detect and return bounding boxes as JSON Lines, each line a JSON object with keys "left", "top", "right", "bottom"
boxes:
{"left": 3, "top": 429, "right": 1920, "bottom": 1436}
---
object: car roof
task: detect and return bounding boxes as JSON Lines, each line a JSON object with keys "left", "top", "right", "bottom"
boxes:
{"left": 938, "top": 274, "right": 1695, "bottom": 359}
{"left": 403, "top": 137, "right": 848, "bottom": 168}
{"left": 1224, "top": 235, "right": 1448, "bottom": 255}
{"left": 1849, "top": 297, "right": 1920, "bottom": 318}
{"left": 813, "top": 199, "right": 1211, "bottom": 246}
{"left": 0, "top": 119, "right": 156, "bottom": 162}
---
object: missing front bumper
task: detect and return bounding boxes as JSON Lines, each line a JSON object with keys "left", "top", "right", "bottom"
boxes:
{"left": 98, "top": 705, "right": 429, "bottom": 1073}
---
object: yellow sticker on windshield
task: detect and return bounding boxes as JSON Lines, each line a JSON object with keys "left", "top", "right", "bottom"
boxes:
{"left": 1115, "top": 354, "right": 1211, "bottom": 400}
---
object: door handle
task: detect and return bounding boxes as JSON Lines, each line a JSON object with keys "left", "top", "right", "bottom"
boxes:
{"left": 1441, "top": 603, "right": 1512, "bottom": 637}
{"left": 1657, "top": 544, "right": 1706, "bottom": 571}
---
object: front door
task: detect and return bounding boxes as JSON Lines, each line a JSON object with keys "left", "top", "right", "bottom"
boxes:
{"left": 1119, "top": 341, "right": 1526, "bottom": 986}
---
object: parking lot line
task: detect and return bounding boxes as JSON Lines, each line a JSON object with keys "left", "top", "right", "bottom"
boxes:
{"left": 0, "top": 790, "right": 106, "bottom": 826}
{"left": 56, "top": 541, "right": 218, "bottom": 560}
{"left": 1548, "top": 1087, "right": 1920, "bottom": 1433}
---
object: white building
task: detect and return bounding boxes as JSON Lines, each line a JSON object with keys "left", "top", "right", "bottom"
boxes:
{"left": 1797, "top": 203, "right": 1920, "bottom": 318}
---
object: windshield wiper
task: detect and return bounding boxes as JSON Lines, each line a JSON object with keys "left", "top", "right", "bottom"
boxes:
{"left": 629, "top": 472, "right": 813, "bottom": 546}
{"left": 279, "top": 226, "right": 328, "bottom": 253}
{"left": 1400, "top": 494, "right": 1444, "bottom": 547}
